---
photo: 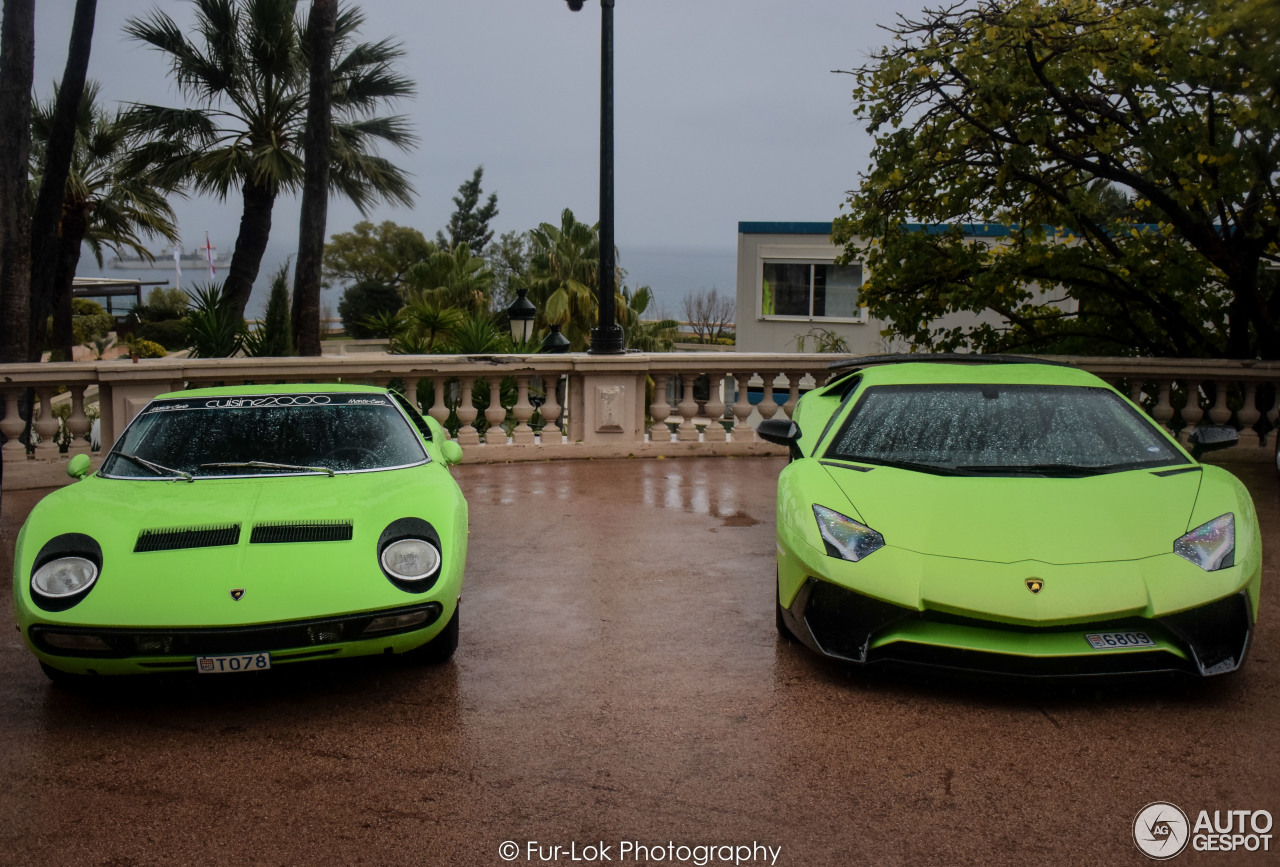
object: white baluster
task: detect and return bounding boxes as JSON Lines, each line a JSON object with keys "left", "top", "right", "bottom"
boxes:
{"left": 649, "top": 373, "right": 672, "bottom": 443}
{"left": 512, "top": 375, "right": 535, "bottom": 444}
{"left": 0, "top": 389, "right": 26, "bottom": 461}
{"left": 484, "top": 379, "right": 506, "bottom": 444}
{"left": 730, "top": 372, "right": 755, "bottom": 441}
{"left": 1238, "top": 381, "right": 1261, "bottom": 449}
{"left": 66, "top": 385, "right": 91, "bottom": 458}
{"left": 676, "top": 374, "right": 699, "bottom": 441}
{"left": 703, "top": 372, "right": 727, "bottom": 442}
{"left": 540, "top": 373, "right": 562, "bottom": 443}
{"left": 455, "top": 376, "right": 480, "bottom": 445}
{"left": 33, "top": 386, "right": 59, "bottom": 459}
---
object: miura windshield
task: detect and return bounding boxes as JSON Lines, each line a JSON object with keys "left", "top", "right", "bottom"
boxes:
{"left": 101, "top": 393, "right": 427, "bottom": 478}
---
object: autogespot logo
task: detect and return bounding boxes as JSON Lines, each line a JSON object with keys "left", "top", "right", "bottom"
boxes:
{"left": 1134, "top": 802, "right": 1190, "bottom": 860}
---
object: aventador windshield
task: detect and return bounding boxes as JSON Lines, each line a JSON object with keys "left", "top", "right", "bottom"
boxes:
{"left": 826, "top": 384, "right": 1185, "bottom": 475}
{"left": 102, "top": 393, "right": 428, "bottom": 478}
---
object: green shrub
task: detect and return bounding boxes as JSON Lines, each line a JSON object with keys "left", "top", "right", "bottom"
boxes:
{"left": 71, "top": 311, "right": 113, "bottom": 346}
{"left": 130, "top": 338, "right": 167, "bottom": 358}
{"left": 137, "top": 319, "right": 189, "bottom": 350}
{"left": 339, "top": 280, "right": 402, "bottom": 338}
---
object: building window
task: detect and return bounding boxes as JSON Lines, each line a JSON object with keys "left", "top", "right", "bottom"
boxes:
{"left": 761, "top": 261, "right": 863, "bottom": 320}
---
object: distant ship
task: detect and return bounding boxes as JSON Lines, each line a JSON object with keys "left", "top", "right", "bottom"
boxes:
{"left": 108, "top": 246, "right": 233, "bottom": 270}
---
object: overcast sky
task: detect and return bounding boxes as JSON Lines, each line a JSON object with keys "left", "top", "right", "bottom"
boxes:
{"left": 31, "top": 0, "right": 930, "bottom": 256}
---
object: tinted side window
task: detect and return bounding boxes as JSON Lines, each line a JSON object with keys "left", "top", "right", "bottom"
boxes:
{"left": 392, "top": 392, "right": 433, "bottom": 440}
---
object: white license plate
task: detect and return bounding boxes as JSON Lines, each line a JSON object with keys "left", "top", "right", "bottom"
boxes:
{"left": 1084, "top": 631, "right": 1156, "bottom": 651}
{"left": 196, "top": 653, "right": 272, "bottom": 674}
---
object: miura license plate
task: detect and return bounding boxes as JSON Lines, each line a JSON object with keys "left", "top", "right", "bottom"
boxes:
{"left": 1084, "top": 631, "right": 1155, "bottom": 651}
{"left": 196, "top": 652, "right": 272, "bottom": 674}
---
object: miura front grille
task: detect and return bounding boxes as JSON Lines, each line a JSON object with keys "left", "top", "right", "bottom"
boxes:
{"left": 249, "top": 520, "right": 354, "bottom": 544}
{"left": 135, "top": 524, "right": 241, "bottom": 553}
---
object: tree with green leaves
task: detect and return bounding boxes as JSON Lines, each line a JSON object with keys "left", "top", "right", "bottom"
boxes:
{"left": 0, "top": 0, "right": 35, "bottom": 364}
{"left": 835, "top": 0, "right": 1280, "bottom": 359}
{"left": 436, "top": 165, "right": 498, "bottom": 253}
{"left": 31, "top": 81, "right": 180, "bottom": 360}
{"left": 292, "top": 0, "right": 337, "bottom": 357}
{"left": 244, "top": 262, "right": 294, "bottom": 356}
{"left": 124, "top": 0, "right": 416, "bottom": 319}
{"left": 527, "top": 208, "right": 605, "bottom": 350}
{"left": 27, "top": 0, "right": 96, "bottom": 362}
{"left": 619, "top": 285, "right": 679, "bottom": 352}
{"left": 323, "top": 219, "right": 433, "bottom": 290}
{"left": 402, "top": 243, "right": 494, "bottom": 312}
{"left": 484, "top": 229, "right": 532, "bottom": 312}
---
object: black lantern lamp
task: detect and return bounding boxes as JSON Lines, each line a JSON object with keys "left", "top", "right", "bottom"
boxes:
{"left": 540, "top": 323, "right": 571, "bottom": 353}
{"left": 507, "top": 288, "right": 537, "bottom": 345}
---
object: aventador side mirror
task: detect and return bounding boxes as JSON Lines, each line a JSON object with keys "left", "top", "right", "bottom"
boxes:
{"left": 756, "top": 417, "right": 801, "bottom": 446}
{"left": 1187, "top": 425, "right": 1239, "bottom": 460}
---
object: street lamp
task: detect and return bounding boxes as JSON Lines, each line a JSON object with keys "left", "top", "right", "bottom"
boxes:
{"left": 506, "top": 288, "right": 537, "bottom": 345}
{"left": 565, "top": 0, "right": 625, "bottom": 354}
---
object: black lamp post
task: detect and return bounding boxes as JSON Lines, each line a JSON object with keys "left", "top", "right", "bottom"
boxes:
{"left": 506, "top": 288, "right": 537, "bottom": 345}
{"left": 566, "top": 0, "right": 625, "bottom": 354}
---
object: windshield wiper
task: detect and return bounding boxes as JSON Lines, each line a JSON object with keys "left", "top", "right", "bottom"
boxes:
{"left": 198, "top": 461, "right": 335, "bottom": 477}
{"left": 839, "top": 456, "right": 973, "bottom": 476}
{"left": 956, "top": 463, "right": 1109, "bottom": 477}
{"left": 111, "top": 451, "right": 194, "bottom": 482}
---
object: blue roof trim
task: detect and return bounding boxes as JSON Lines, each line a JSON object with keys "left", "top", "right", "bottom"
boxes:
{"left": 738, "top": 222, "right": 834, "bottom": 235}
{"left": 738, "top": 221, "right": 1166, "bottom": 238}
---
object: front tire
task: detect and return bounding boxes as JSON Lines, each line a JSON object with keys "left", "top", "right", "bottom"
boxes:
{"left": 405, "top": 604, "right": 459, "bottom": 664}
{"left": 39, "top": 661, "right": 95, "bottom": 691}
{"left": 776, "top": 595, "right": 797, "bottom": 643}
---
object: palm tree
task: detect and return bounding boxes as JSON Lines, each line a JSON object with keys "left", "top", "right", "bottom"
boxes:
{"left": 618, "top": 285, "right": 678, "bottom": 352}
{"left": 527, "top": 208, "right": 604, "bottom": 350}
{"left": 401, "top": 243, "right": 495, "bottom": 313}
{"left": 123, "top": 0, "right": 416, "bottom": 318}
{"left": 29, "top": 80, "right": 180, "bottom": 359}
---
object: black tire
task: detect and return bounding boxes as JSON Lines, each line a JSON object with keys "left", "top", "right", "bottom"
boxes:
{"left": 405, "top": 605, "right": 459, "bottom": 664}
{"left": 776, "top": 596, "right": 797, "bottom": 643}
{"left": 39, "top": 661, "right": 95, "bottom": 690}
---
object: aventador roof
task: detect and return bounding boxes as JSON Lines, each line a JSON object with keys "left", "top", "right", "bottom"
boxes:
{"left": 824, "top": 355, "right": 1108, "bottom": 389}
{"left": 828, "top": 353, "right": 1071, "bottom": 373}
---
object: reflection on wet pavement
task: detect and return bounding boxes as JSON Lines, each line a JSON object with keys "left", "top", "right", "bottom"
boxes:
{"left": 1, "top": 456, "right": 1277, "bottom": 864}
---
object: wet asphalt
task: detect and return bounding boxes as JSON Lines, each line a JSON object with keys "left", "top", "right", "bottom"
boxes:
{"left": 1, "top": 456, "right": 1277, "bottom": 866}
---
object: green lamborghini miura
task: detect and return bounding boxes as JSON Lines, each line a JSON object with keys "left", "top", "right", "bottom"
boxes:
{"left": 14, "top": 384, "right": 468, "bottom": 682}
{"left": 758, "top": 356, "right": 1261, "bottom": 678}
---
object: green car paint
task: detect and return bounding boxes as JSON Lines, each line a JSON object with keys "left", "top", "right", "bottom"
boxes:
{"left": 13, "top": 384, "right": 468, "bottom": 679}
{"left": 767, "top": 359, "right": 1262, "bottom": 677}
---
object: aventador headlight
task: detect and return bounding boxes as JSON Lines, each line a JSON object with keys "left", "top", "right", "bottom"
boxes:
{"left": 380, "top": 538, "right": 442, "bottom": 581}
{"left": 31, "top": 556, "right": 99, "bottom": 598}
{"left": 1174, "top": 513, "right": 1235, "bottom": 571}
{"left": 813, "top": 504, "right": 885, "bottom": 562}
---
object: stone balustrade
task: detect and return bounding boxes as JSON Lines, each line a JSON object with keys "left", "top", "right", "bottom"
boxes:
{"left": 2, "top": 353, "right": 1278, "bottom": 465}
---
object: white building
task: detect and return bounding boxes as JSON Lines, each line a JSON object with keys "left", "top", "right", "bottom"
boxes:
{"left": 734, "top": 221, "right": 1031, "bottom": 354}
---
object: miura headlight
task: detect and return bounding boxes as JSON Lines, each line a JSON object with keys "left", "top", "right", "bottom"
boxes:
{"left": 31, "top": 556, "right": 99, "bottom": 598}
{"left": 380, "top": 538, "right": 441, "bottom": 582}
{"left": 813, "top": 504, "right": 885, "bottom": 562}
{"left": 1174, "top": 513, "right": 1235, "bottom": 571}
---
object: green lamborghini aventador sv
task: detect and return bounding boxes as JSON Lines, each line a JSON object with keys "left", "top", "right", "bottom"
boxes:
{"left": 758, "top": 356, "right": 1261, "bottom": 678}
{"left": 14, "top": 384, "right": 468, "bottom": 682}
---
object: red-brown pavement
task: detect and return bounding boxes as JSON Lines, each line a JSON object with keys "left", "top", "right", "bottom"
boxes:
{"left": 1, "top": 456, "right": 1277, "bottom": 866}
